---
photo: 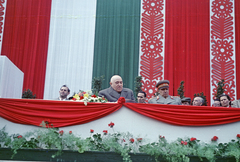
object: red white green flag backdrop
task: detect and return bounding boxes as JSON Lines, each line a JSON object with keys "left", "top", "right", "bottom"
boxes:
{"left": 0, "top": 0, "right": 239, "bottom": 105}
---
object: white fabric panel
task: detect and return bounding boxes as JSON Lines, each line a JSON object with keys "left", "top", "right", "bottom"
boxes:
{"left": 44, "top": 0, "right": 97, "bottom": 99}
{"left": 0, "top": 56, "right": 24, "bottom": 98}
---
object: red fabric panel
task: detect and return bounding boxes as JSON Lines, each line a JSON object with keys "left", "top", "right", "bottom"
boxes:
{"left": 1, "top": 98, "right": 240, "bottom": 127}
{"left": 1, "top": 0, "right": 52, "bottom": 99}
{"left": 236, "top": 0, "right": 240, "bottom": 100}
{"left": 0, "top": 98, "right": 122, "bottom": 127}
{"left": 164, "top": 0, "right": 210, "bottom": 104}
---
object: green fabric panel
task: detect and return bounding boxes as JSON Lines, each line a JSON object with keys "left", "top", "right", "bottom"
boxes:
{"left": 92, "top": 0, "right": 141, "bottom": 93}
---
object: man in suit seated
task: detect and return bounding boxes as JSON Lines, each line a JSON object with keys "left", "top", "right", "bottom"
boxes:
{"left": 148, "top": 80, "right": 181, "bottom": 105}
{"left": 98, "top": 75, "right": 135, "bottom": 102}
{"left": 56, "top": 85, "right": 70, "bottom": 100}
{"left": 137, "top": 91, "right": 147, "bottom": 103}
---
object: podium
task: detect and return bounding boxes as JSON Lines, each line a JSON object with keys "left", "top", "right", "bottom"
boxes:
{"left": 0, "top": 55, "right": 24, "bottom": 98}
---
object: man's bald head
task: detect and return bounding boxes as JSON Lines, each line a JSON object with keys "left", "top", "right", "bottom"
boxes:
{"left": 193, "top": 96, "right": 204, "bottom": 106}
{"left": 110, "top": 75, "right": 123, "bottom": 92}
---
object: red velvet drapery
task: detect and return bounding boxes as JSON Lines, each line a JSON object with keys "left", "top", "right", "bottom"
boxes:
{"left": 0, "top": 0, "right": 239, "bottom": 102}
{"left": 164, "top": 0, "right": 211, "bottom": 103}
{"left": 0, "top": 98, "right": 122, "bottom": 127}
{"left": 1, "top": 98, "right": 240, "bottom": 127}
{"left": 1, "top": 0, "right": 52, "bottom": 99}
{"left": 164, "top": 0, "right": 240, "bottom": 103}
{"left": 236, "top": 0, "right": 240, "bottom": 99}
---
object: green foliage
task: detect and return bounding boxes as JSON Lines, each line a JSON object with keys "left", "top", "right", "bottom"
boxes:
{"left": 194, "top": 92, "right": 208, "bottom": 106}
{"left": 223, "top": 139, "right": 240, "bottom": 162}
{"left": 215, "top": 79, "right": 225, "bottom": 99}
{"left": 0, "top": 126, "right": 11, "bottom": 147}
{"left": 92, "top": 75, "right": 105, "bottom": 96}
{"left": 139, "top": 138, "right": 169, "bottom": 161}
{"left": 1, "top": 126, "right": 240, "bottom": 162}
{"left": 134, "top": 76, "right": 142, "bottom": 101}
{"left": 36, "top": 128, "right": 62, "bottom": 149}
{"left": 87, "top": 133, "right": 107, "bottom": 151}
{"left": 22, "top": 89, "right": 36, "bottom": 99}
{"left": 196, "top": 143, "right": 217, "bottom": 162}
{"left": 177, "top": 81, "right": 185, "bottom": 99}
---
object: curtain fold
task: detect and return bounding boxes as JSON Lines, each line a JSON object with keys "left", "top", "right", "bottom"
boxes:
{"left": 125, "top": 103, "right": 240, "bottom": 126}
{"left": 0, "top": 98, "right": 122, "bottom": 127}
{"left": 92, "top": 0, "right": 141, "bottom": 95}
{"left": 1, "top": 98, "right": 240, "bottom": 127}
{"left": 1, "top": 0, "right": 52, "bottom": 99}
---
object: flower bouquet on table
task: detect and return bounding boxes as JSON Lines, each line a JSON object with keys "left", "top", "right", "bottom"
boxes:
{"left": 70, "top": 90, "right": 107, "bottom": 105}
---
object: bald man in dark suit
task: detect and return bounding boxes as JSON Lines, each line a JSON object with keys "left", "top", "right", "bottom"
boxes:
{"left": 98, "top": 75, "right": 135, "bottom": 102}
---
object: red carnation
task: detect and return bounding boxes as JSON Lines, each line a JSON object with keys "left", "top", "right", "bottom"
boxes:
{"left": 159, "top": 135, "right": 165, "bottom": 139}
{"left": 69, "top": 131, "right": 72, "bottom": 134}
{"left": 17, "top": 135, "right": 22, "bottom": 138}
{"left": 108, "top": 122, "right": 115, "bottom": 128}
{"left": 80, "top": 96, "right": 84, "bottom": 100}
{"left": 91, "top": 94, "right": 97, "bottom": 98}
{"left": 103, "top": 130, "right": 108, "bottom": 135}
{"left": 72, "top": 98, "right": 77, "bottom": 101}
{"left": 181, "top": 141, "right": 187, "bottom": 145}
{"left": 90, "top": 129, "right": 94, "bottom": 133}
{"left": 237, "top": 134, "right": 240, "bottom": 138}
{"left": 137, "top": 138, "right": 142, "bottom": 142}
{"left": 129, "top": 138, "right": 134, "bottom": 143}
{"left": 190, "top": 137, "right": 197, "bottom": 141}
{"left": 59, "top": 130, "right": 64, "bottom": 135}
{"left": 211, "top": 136, "right": 218, "bottom": 141}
